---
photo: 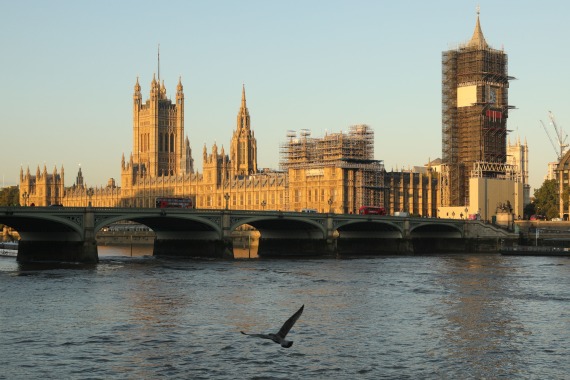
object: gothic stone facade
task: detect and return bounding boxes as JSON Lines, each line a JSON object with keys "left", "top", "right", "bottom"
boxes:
{"left": 19, "top": 75, "right": 435, "bottom": 214}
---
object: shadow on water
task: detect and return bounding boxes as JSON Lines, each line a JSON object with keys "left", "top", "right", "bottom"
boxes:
{"left": 15, "top": 261, "right": 98, "bottom": 274}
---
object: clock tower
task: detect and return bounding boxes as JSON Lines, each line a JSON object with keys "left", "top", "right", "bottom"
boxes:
{"left": 441, "top": 9, "right": 514, "bottom": 207}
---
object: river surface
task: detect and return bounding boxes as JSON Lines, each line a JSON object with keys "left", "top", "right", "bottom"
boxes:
{"left": 1, "top": 247, "right": 569, "bottom": 379}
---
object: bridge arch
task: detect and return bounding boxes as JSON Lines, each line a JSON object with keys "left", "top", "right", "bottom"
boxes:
{"left": 0, "top": 213, "right": 84, "bottom": 241}
{"left": 334, "top": 219, "right": 405, "bottom": 255}
{"left": 230, "top": 215, "right": 328, "bottom": 257}
{"left": 0, "top": 208, "right": 93, "bottom": 262}
{"left": 230, "top": 215, "right": 327, "bottom": 239}
{"left": 94, "top": 213, "right": 222, "bottom": 237}
{"left": 409, "top": 222, "right": 465, "bottom": 253}
{"left": 409, "top": 222, "right": 463, "bottom": 238}
{"left": 94, "top": 211, "right": 226, "bottom": 258}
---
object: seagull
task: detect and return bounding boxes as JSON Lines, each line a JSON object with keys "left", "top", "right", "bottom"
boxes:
{"left": 241, "top": 304, "right": 304, "bottom": 348}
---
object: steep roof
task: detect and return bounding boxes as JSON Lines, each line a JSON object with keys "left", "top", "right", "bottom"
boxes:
{"left": 467, "top": 12, "right": 489, "bottom": 49}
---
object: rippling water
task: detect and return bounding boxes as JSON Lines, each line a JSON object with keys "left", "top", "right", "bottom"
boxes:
{"left": 1, "top": 247, "right": 569, "bottom": 379}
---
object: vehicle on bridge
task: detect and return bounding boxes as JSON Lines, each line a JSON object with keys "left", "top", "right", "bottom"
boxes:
{"left": 155, "top": 197, "right": 194, "bottom": 209}
{"left": 358, "top": 206, "right": 386, "bottom": 215}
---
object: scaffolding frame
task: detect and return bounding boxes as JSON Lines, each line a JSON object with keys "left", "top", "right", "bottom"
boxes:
{"left": 280, "top": 124, "right": 374, "bottom": 170}
{"left": 442, "top": 43, "right": 514, "bottom": 207}
{"left": 280, "top": 125, "right": 384, "bottom": 210}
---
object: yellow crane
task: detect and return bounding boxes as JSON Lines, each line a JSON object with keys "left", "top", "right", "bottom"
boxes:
{"left": 540, "top": 111, "right": 567, "bottom": 160}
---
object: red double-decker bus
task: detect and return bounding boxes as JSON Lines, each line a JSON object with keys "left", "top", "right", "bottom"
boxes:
{"left": 155, "top": 197, "right": 194, "bottom": 209}
{"left": 358, "top": 206, "right": 386, "bottom": 215}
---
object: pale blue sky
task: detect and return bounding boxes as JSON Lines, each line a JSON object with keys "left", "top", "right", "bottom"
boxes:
{"left": 1, "top": 1, "right": 568, "bottom": 192}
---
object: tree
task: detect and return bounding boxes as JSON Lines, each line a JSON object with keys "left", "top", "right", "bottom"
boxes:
{"left": 523, "top": 201, "right": 535, "bottom": 219}
{"left": 0, "top": 186, "right": 19, "bottom": 206}
{"left": 532, "top": 179, "right": 559, "bottom": 220}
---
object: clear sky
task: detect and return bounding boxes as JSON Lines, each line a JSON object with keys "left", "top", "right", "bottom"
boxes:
{"left": 1, "top": 1, "right": 568, "bottom": 192}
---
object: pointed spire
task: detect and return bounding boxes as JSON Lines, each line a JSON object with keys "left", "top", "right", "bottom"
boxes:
{"left": 134, "top": 76, "right": 141, "bottom": 92}
{"left": 237, "top": 84, "right": 250, "bottom": 129}
{"left": 467, "top": 6, "right": 488, "bottom": 49}
{"left": 157, "top": 43, "right": 160, "bottom": 81}
{"left": 177, "top": 76, "right": 183, "bottom": 91}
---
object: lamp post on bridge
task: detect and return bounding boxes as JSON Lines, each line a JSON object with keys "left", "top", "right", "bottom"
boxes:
{"left": 87, "top": 188, "right": 94, "bottom": 208}
{"left": 224, "top": 193, "right": 230, "bottom": 210}
{"left": 328, "top": 198, "right": 333, "bottom": 213}
{"left": 22, "top": 191, "right": 29, "bottom": 207}
{"left": 261, "top": 200, "right": 266, "bottom": 211}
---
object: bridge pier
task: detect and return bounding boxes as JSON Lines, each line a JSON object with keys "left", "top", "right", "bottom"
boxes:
{"left": 257, "top": 237, "right": 330, "bottom": 257}
{"left": 153, "top": 238, "right": 233, "bottom": 259}
{"left": 411, "top": 237, "right": 465, "bottom": 254}
{"left": 17, "top": 207, "right": 98, "bottom": 263}
{"left": 18, "top": 239, "right": 98, "bottom": 263}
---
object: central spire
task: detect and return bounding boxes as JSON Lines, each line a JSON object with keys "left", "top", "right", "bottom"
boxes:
{"left": 241, "top": 83, "right": 247, "bottom": 110}
{"left": 467, "top": 7, "right": 488, "bottom": 49}
{"left": 231, "top": 84, "right": 257, "bottom": 176}
{"left": 157, "top": 44, "right": 160, "bottom": 81}
{"left": 238, "top": 84, "right": 250, "bottom": 125}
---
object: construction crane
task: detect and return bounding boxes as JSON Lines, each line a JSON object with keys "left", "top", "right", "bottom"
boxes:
{"left": 540, "top": 111, "right": 567, "bottom": 160}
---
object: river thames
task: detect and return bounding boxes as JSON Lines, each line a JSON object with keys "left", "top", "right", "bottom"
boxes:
{"left": 1, "top": 247, "right": 569, "bottom": 379}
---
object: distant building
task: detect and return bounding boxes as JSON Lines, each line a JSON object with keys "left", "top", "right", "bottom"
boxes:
{"left": 547, "top": 162, "right": 558, "bottom": 181}
{"left": 507, "top": 137, "right": 531, "bottom": 206}
{"left": 555, "top": 151, "right": 570, "bottom": 219}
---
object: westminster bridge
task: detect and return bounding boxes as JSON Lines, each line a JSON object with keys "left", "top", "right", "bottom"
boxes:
{"left": 0, "top": 206, "right": 515, "bottom": 263}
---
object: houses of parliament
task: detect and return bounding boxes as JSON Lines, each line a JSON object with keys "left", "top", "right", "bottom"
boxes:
{"left": 20, "top": 74, "right": 433, "bottom": 215}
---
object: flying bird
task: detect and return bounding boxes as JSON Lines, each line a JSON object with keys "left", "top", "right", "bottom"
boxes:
{"left": 241, "top": 304, "right": 304, "bottom": 348}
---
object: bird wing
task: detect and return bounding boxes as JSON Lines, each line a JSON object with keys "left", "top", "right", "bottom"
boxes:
{"left": 241, "top": 331, "right": 273, "bottom": 340}
{"left": 276, "top": 304, "right": 304, "bottom": 339}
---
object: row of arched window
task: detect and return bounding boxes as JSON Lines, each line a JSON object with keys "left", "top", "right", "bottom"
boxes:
{"left": 139, "top": 133, "right": 176, "bottom": 153}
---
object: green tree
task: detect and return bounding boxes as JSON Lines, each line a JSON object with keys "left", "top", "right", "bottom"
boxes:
{"left": 0, "top": 186, "right": 19, "bottom": 206}
{"left": 532, "top": 179, "right": 559, "bottom": 220}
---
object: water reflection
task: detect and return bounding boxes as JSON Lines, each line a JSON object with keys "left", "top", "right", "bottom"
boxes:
{"left": 436, "top": 255, "right": 526, "bottom": 377}
{"left": 98, "top": 244, "right": 153, "bottom": 257}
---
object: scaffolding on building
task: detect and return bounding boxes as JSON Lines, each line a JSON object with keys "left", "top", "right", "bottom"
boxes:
{"left": 280, "top": 124, "right": 375, "bottom": 170}
{"left": 470, "top": 161, "right": 518, "bottom": 181}
{"left": 441, "top": 41, "right": 515, "bottom": 207}
{"left": 279, "top": 125, "right": 383, "bottom": 209}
